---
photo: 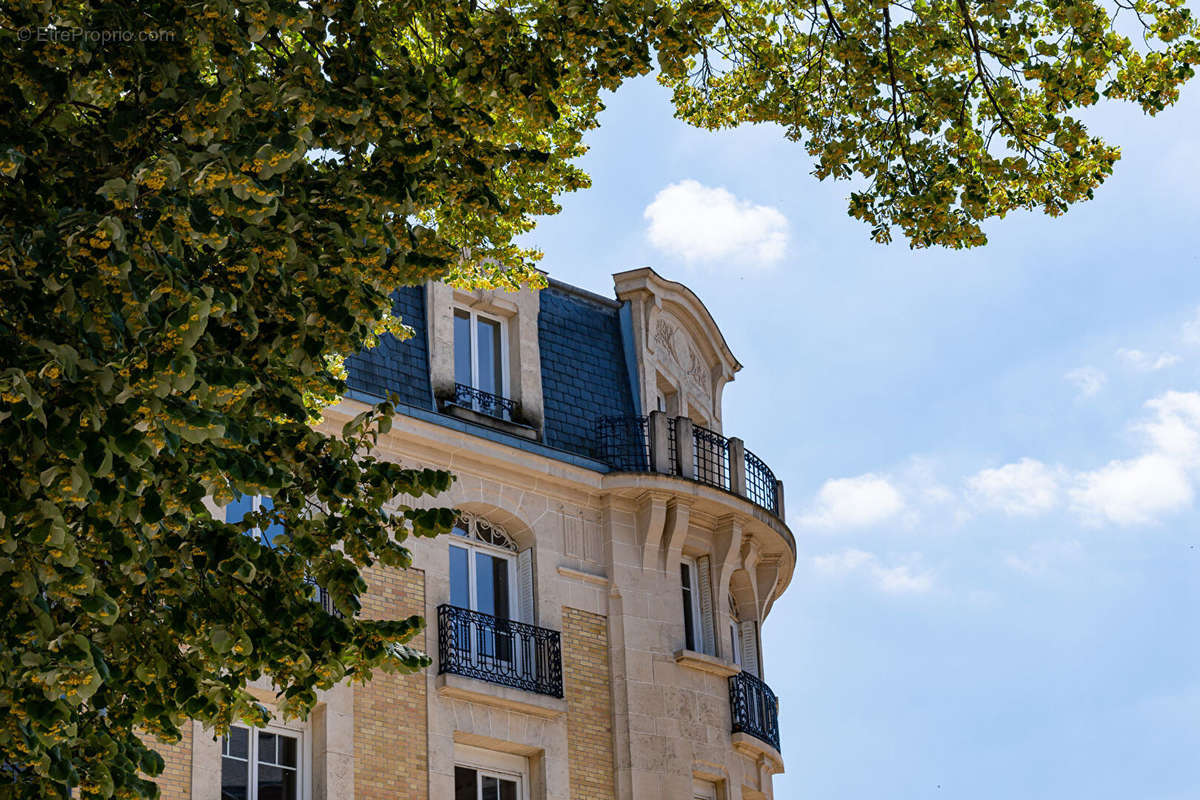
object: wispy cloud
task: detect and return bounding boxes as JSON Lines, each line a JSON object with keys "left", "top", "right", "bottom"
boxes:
{"left": 811, "top": 549, "right": 933, "bottom": 593}
{"left": 967, "top": 458, "right": 1061, "bottom": 516}
{"left": 800, "top": 391, "right": 1200, "bottom": 530}
{"left": 643, "top": 180, "right": 789, "bottom": 267}
{"left": 799, "top": 474, "right": 905, "bottom": 530}
{"left": 1116, "top": 348, "right": 1180, "bottom": 371}
{"left": 1065, "top": 366, "right": 1106, "bottom": 399}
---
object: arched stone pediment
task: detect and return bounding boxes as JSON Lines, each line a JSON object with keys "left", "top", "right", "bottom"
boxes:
{"left": 614, "top": 268, "right": 741, "bottom": 431}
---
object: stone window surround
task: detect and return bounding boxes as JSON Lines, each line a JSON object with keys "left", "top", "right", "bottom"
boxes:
{"left": 189, "top": 682, "right": 353, "bottom": 800}
{"left": 455, "top": 743, "right": 531, "bottom": 800}
{"left": 426, "top": 282, "right": 544, "bottom": 434}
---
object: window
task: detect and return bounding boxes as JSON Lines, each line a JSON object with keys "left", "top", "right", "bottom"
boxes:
{"left": 225, "top": 494, "right": 285, "bottom": 547}
{"left": 454, "top": 746, "right": 527, "bottom": 800}
{"left": 221, "top": 725, "right": 301, "bottom": 800}
{"left": 449, "top": 515, "right": 520, "bottom": 622}
{"left": 693, "top": 778, "right": 719, "bottom": 800}
{"left": 454, "top": 307, "right": 508, "bottom": 399}
{"left": 680, "top": 558, "right": 702, "bottom": 652}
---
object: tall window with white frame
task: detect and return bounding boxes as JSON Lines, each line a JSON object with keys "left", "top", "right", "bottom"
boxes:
{"left": 220, "top": 725, "right": 300, "bottom": 800}
{"left": 454, "top": 306, "right": 510, "bottom": 417}
{"left": 680, "top": 557, "right": 703, "bottom": 652}
{"left": 446, "top": 513, "right": 536, "bottom": 679}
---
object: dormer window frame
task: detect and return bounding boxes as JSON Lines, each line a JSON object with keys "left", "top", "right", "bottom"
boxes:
{"left": 453, "top": 304, "right": 511, "bottom": 405}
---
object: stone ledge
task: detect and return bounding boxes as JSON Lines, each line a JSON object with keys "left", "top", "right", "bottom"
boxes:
{"left": 435, "top": 672, "right": 566, "bottom": 720}
{"left": 673, "top": 649, "right": 741, "bottom": 678}
{"left": 732, "top": 732, "right": 785, "bottom": 775}
{"left": 556, "top": 565, "right": 609, "bottom": 587}
{"left": 441, "top": 403, "right": 540, "bottom": 441}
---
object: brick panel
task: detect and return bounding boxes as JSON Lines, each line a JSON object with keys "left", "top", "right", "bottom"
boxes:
{"left": 563, "top": 607, "right": 615, "bottom": 800}
{"left": 142, "top": 723, "right": 192, "bottom": 800}
{"left": 354, "top": 565, "right": 428, "bottom": 800}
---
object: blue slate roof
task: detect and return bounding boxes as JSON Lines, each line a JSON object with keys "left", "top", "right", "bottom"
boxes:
{"left": 344, "top": 286, "right": 432, "bottom": 409}
{"left": 343, "top": 280, "right": 637, "bottom": 467}
{"left": 537, "top": 285, "right": 636, "bottom": 457}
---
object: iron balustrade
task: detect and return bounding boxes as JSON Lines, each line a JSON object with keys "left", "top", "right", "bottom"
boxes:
{"left": 729, "top": 671, "right": 781, "bottom": 753}
{"left": 594, "top": 415, "right": 651, "bottom": 472}
{"left": 303, "top": 577, "right": 345, "bottom": 619}
{"left": 692, "top": 425, "right": 731, "bottom": 492}
{"left": 592, "top": 415, "right": 782, "bottom": 519}
{"left": 454, "top": 383, "right": 518, "bottom": 421}
{"left": 437, "top": 604, "right": 564, "bottom": 698}
{"left": 744, "top": 449, "right": 780, "bottom": 515}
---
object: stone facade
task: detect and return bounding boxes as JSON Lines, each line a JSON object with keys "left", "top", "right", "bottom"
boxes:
{"left": 146, "top": 269, "right": 795, "bottom": 800}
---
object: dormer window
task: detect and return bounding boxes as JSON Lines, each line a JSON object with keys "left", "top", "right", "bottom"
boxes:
{"left": 454, "top": 306, "right": 512, "bottom": 419}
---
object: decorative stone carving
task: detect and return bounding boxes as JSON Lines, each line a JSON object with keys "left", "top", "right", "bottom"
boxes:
{"left": 654, "top": 318, "right": 679, "bottom": 362}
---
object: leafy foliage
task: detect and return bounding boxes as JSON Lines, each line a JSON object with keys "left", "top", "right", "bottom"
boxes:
{"left": 0, "top": 0, "right": 699, "bottom": 796}
{"left": 663, "top": 0, "right": 1200, "bottom": 246}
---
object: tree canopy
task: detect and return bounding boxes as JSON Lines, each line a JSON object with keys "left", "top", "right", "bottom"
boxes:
{"left": 0, "top": 0, "right": 1195, "bottom": 797}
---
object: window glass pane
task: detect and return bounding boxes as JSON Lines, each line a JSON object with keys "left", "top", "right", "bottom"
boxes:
{"left": 681, "top": 563, "right": 695, "bottom": 651}
{"left": 226, "top": 494, "right": 255, "bottom": 525}
{"left": 498, "top": 777, "right": 518, "bottom": 800}
{"left": 491, "top": 556, "right": 510, "bottom": 621}
{"left": 454, "top": 767, "right": 478, "bottom": 800}
{"left": 225, "top": 727, "right": 249, "bottom": 760}
{"left": 220, "top": 755, "right": 249, "bottom": 800}
{"left": 476, "top": 317, "right": 502, "bottom": 395}
{"left": 481, "top": 775, "right": 500, "bottom": 800}
{"left": 450, "top": 546, "right": 470, "bottom": 609}
{"left": 258, "top": 731, "right": 276, "bottom": 764}
{"left": 454, "top": 310, "right": 472, "bottom": 386}
{"left": 475, "top": 552, "right": 496, "bottom": 616}
{"left": 257, "top": 763, "right": 297, "bottom": 800}
{"left": 259, "top": 497, "right": 286, "bottom": 547}
{"left": 277, "top": 734, "right": 297, "bottom": 768}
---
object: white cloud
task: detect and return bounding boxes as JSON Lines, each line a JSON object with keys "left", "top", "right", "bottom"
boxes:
{"left": 1069, "top": 453, "right": 1194, "bottom": 525}
{"left": 812, "top": 549, "right": 933, "bottom": 594}
{"left": 1064, "top": 366, "right": 1106, "bottom": 398}
{"left": 1116, "top": 348, "right": 1180, "bottom": 371}
{"left": 967, "top": 458, "right": 1060, "bottom": 516}
{"left": 1068, "top": 391, "right": 1200, "bottom": 525}
{"left": 643, "top": 180, "right": 789, "bottom": 267}
{"left": 799, "top": 474, "right": 905, "bottom": 530}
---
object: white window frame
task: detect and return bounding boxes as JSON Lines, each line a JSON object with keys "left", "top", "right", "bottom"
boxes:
{"left": 454, "top": 305, "right": 510, "bottom": 399}
{"left": 455, "top": 744, "right": 528, "bottom": 800}
{"left": 220, "top": 722, "right": 311, "bottom": 800}
{"left": 449, "top": 535, "right": 518, "bottom": 619}
{"left": 680, "top": 556, "right": 703, "bottom": 652}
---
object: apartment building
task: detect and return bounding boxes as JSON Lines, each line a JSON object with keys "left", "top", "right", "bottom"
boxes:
{"left": 158, "top": 268, "right": 795, "bottom": 800}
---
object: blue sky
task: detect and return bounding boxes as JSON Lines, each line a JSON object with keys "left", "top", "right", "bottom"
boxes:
{"left": 521, "top": 75, "right": 1200, "bottom": 799}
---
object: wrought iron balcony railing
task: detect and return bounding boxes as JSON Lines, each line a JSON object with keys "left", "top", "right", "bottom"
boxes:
{"left": 437, "top": 604, "right": 563, "bottom": 698}
{"left": 454, "top": 383, "right": 517, "bottom": 421}
{"left": 303, "top": 577, "right": 345, "bottom": 619}
{"left": 594, "top": 414, "right": 784, "bottom": 519}
{"left": 729, "top": 670, "right": 781, "bottom": 753}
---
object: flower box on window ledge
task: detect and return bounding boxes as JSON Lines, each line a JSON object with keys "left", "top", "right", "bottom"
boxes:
{"left": 439, "top": 384, "right": 539, "bottom": 441}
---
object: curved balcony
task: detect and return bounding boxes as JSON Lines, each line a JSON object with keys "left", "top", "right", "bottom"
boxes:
{"left": 595, "top": 413, "right": 784, "bottom": 518}
{"left": 729, "top": 670, "right": 781, "bottom": 754}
